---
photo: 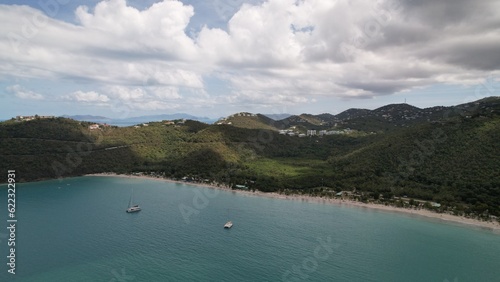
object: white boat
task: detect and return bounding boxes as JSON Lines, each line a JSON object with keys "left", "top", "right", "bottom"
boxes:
{"left": 126, "top": 204, "right": 141, "bottom": 213}
{"left": 224, "top": 221, "right": 233, "bottom": 229}
{"left": 126, "top": 190, "right": 141, "bottom": 213}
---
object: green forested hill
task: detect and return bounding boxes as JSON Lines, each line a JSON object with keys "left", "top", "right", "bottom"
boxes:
{"left": 1, "top": 97, "right": 499, "bottom": 217}
{"left": 326, "top": 116, "right": 500, "bottom": 215}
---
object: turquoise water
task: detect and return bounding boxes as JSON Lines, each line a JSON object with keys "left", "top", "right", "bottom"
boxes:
{"left": 1, "top": 176, "right": 499, "bottom": 281}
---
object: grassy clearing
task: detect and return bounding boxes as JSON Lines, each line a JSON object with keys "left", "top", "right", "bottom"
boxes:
{"left": 246, "top": 158, "right": 326, "bottom": 178}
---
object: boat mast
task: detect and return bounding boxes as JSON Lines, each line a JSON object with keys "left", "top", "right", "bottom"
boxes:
{"left": 128, "top": 189, "right": 133, "bottom": 208}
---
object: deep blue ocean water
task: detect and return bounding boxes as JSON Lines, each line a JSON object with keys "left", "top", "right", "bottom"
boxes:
{"left": 1, "top": 176, "right": 499, "bottom": 281}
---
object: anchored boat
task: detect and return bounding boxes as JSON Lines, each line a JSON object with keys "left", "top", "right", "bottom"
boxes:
{"left": 126, "top": 190, "right": 141, "bottom": 213}
{"left": 224, "top": 221, "right": 233, "bottom": 229}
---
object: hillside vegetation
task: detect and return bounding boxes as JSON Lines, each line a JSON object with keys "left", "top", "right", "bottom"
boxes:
{"left": 1, "top": 97, "right": 499, "bottom": 218}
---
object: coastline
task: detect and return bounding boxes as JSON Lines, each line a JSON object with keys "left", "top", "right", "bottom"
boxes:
{"left": 86, "top": 173, "right": 500, "bottom": 232}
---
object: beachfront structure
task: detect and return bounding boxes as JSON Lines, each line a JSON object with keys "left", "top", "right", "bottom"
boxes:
{"left": 431, "top": 202, "right": 441, "bottom": 208}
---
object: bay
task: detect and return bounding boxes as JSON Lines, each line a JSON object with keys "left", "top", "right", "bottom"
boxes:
{"left": 0, "top": 176, "right": 499, "bottom": 281}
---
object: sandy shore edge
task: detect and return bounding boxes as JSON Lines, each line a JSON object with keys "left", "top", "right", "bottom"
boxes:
{"left": 86, "top": 173, "right": 500, "bottom": 232}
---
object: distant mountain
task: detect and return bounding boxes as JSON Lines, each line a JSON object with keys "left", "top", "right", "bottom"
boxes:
{"left": 62, "top": 113, "right": 218, "bottom": 126}
{"left": 62, "top": 97, "right": 500, "bottom": 131}
{"left": 119, "top": 114, "right": 216, "bottom": 124}
{"left": 262, "top": 113, "right": 292, "bottom": 120}
{"left": 277, "top": 114, "right": 327, "bottom": 130}
{"left": 61, "top": 115, "right": 112, "bottom": 122}
{"left": 213, "top": 97, "right": 500, "bottom": 133}
{"left": 275, "top": 105, "right": 427, "bottom": 131}
{"left": 296, "top": 114, "right": 325, "bottom": 126}
{"left": 314, "top": 113, "right": 336, "bottom": 121}
{"left": 216, "top": 112, "right": 280, "bottom": 130}
{"left": 332, "top": 108, "right": 372, "bottom": 121}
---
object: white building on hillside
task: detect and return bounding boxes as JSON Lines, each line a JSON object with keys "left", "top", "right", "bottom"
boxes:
{"left": 307, "top": 130, "right": 317, "bottom": 136}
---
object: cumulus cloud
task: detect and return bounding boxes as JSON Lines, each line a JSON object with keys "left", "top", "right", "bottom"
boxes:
{"left": 1, "top": 0, "right": 500, "bottom": 111}
{"left": 104, "top": 86, "right": 147, "bottom": 102}
{"left": 102, "top": 85, "right": 185, "bottom": 111}
{"left": 65, "top": 91, "right": 110, "bottom": 103}
{"left": 0, "top": 1, "right": 204, "bottom": 89}
{"left": 227, "top": 90, "right": 309, "bottom": 106}
{"left": 131, "top": 100, "right": 180, "bottom": 111}
{"left": 150, "top": 86, "right": 182, "bottom": 100}
{"left": 6, "top": 85, "right": 44, "bottom": 100}
{"left": 75, "top": 0, "right": 198, "bottom": 60}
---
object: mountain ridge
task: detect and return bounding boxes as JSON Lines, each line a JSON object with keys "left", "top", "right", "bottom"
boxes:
{"left": 29, "top": 97, "right": 500, "bottom": 129}
{"left": 1, "top": 96, "right": 499, "bottom": 219}
{"left": 217, "top": 97, "right": 500, "bottom": 132}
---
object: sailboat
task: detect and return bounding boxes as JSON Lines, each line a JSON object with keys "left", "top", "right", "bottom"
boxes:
{"left": 126, "top": 189, "right": 141, "bottom": 213}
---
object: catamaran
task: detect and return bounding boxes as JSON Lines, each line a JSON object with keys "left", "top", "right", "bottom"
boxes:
{"left": 224, "top": 221, "right": 233, "bottom": 229}
{"left": 126, "top": 190, "right": 141, "bottom": 213}
{"left": 223, "top": 208, "right": 233, "bottom": 228}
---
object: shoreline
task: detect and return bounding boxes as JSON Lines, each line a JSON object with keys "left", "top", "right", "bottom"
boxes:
{"left": 86, "top": 173, "right": 500, "bottom": 232}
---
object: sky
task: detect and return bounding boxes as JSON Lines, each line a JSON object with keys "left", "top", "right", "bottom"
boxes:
{"left": 0, "top": 0, "right": 499, "bottom": 119}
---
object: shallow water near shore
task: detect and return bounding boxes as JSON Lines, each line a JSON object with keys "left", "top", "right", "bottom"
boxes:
{"left": 1, "top": 176, "right": 499, "bottom": 281}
